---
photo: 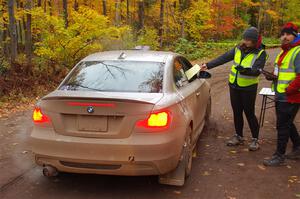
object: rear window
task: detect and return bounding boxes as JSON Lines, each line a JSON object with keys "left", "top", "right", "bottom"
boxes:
{"left": 59, "top": 61, "right": 164, "bottom": 93}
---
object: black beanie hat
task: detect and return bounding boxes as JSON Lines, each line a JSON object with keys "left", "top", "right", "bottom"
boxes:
{"left": 281, "top": 22, "right": 298, "bottom": 37}
{"left": 243, "top": 27, "right": 259, "bottom": 42}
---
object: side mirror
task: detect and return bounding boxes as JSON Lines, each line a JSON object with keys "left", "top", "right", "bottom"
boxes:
{"left": 198, "top": 71, "right": 211, "bottom": 79}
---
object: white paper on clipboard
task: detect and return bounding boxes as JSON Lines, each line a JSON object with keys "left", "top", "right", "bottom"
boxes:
{"left": 185, "top": 64, "right": 201, "bottom": 80}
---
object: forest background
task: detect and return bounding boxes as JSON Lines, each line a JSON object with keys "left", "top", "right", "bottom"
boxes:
{"left": 0, "top": 0, "right": 299, "bottom": 111}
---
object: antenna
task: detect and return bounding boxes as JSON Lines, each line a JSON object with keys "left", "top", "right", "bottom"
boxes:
{"left": 118, "top": 52, "right": 126, "bottom": 59}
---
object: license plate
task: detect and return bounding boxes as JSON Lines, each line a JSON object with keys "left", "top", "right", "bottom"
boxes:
{"left": 77, "top": 115, "right": 108, "bottom": 132}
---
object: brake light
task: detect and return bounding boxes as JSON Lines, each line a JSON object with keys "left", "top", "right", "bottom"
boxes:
{"left": 33, "top": 107, "right": 50, "bottom": 123}
{"left": 136, "top": 111, "right": 170, "bottom": 128}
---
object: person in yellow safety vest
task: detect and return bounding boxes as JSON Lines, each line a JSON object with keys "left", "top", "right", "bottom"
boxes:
{"left": 263, "top": 22, "right": 300, "bottom": 166}
{"left": 201, "top": 27, "right": 267, "bottom": 151}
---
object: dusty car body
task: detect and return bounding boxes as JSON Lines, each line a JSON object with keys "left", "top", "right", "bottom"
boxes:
{"left": 30, "top": 50, "right": 211, "bottom": 186}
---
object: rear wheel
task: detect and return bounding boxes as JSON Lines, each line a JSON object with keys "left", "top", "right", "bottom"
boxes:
{"left": 184, "top": 127, "right": 193, "bottom": 178}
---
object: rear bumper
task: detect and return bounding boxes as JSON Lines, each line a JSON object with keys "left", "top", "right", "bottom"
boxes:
{"left": 30, "top": 126, "right": 186, "bottom": 176}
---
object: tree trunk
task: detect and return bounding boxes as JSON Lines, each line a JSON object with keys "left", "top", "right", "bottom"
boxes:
{"left": 126, "top": 0, "right": 129, "bottom": 24}
{"left": 1, "top": 1, "right": 9, "bottom": 57}
{"left": 48, "top": 0, "right": 52, "bottom": 15}
{"left": 16, "top": 0, "right": 22, "bottom": 45}
{"left": 37, "top": 0, "right": 42, "bottom": 7}
{"left": 102, "top": 0, "right": 107, "bottom": 16}
{"left": 166, "top": 1, "right": 170, "bottom": 47}
{"left": 0, "top": 1, "right": 4, "bottom": 52}
{"left": 115, "top": 0, "right": 121, "bottom": 26}
{"left": 179, "top": 0, "right": 190, "bottom": 38}
{"left": 137, "top": 0, "right": 144, "bottom": 32}
{"left": 63, "top": 0, "right": 68, "bottom": 28}
{"left": 25, "top": 0, "right": 32, "bottom": 66}
{"left": 257, "top": 0, "right": 264, "bottom": 33}
{"left": 74, "top": 0, "right": 79, "bottom": 11}
{"left": 159, "top": 0, "right": 165, "bottom": 48}
{"left": 43, "top": 0, "right": 47, "bottom": 12}
{"left": 8, "top": 0, "right": 18, "bottom": 63}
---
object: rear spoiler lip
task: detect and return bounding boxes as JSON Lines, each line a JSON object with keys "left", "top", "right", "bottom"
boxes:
{"left": 41, "top": 91, "right": 164, "bottom": 105}
{"left": 42, "top": 96, "right": 156, "bottom": 105}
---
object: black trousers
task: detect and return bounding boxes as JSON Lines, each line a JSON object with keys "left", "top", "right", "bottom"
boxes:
{"left": 275, "top": 101, "right": 300, "bottom": 155}
{"left": 229, "top": 87, "right": 259, "bottom": 138}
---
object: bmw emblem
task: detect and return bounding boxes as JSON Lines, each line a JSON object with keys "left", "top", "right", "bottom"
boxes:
{"left": 87, "top": 106, "right": 94, "bottom": 114}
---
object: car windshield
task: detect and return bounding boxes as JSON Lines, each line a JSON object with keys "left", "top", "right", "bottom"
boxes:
{"left": 59, "top": 60, "right": 164, "bottom": 93}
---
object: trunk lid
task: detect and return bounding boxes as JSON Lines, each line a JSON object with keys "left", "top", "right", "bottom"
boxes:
{"left": 39, "top": 90, "right": 163, "bottom": 138}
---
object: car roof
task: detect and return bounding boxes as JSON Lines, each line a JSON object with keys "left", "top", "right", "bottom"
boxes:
{"left": 81, "top": 50, "right": 179, "bottom": 62}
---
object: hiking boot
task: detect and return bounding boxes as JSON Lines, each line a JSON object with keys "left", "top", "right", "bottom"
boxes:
{"left": 285, "top": 147, "right": 300, "bottom": 160}
{"left": 226, "top": 134, "right": 244, "bottom": 146}
{"left": 263, "top": 153, "right": 286, "bottom": 167}
{"left": 249, "top": 138, "right": 260, "bottom": 151}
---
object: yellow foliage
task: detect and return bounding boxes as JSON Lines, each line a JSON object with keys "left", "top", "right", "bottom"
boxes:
{"left": 137, "top": 27, "right": 159, "bottom": 50}
{"left": 31, "top": 6, "right": 128, "bottom": 68}
{"left": 185, "top": 0, "right": 214, "bottom": 41}
{"left": 265, "top": 9, "right": 279, "bottom": 20}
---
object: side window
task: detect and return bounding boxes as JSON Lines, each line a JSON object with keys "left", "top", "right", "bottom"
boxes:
{"left": 180, "top": 57, "right": 197, "bottom": 82}
{"left": 173, "top": 58, "right": 189, "bottom": 88}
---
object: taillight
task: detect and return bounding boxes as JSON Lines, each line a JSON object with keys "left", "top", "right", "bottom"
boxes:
{"left": 33, "top": 107, "right": 50, "bottom": 123}
{"left": 136, "top": 110, "right": 171, "bottom": 129}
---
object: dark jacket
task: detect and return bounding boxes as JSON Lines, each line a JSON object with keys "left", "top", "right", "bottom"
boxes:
{"left": 206, "top": 44, "right": 267, "bottom": 91}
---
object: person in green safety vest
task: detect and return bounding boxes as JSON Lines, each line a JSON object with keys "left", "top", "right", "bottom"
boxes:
{"left": 263, "top": 22, "right": 300, "bottom": 166}
{"left": 201, "top": 27, "right": 267, "bottom": 151}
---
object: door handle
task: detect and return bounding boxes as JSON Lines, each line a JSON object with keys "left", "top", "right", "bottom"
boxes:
{"left": 196, "top": 92, "right": 200, "bottom": 97}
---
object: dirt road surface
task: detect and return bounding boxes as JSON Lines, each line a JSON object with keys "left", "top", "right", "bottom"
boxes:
{"left": 0, "top": 48, "right": 299, "bottom": 199}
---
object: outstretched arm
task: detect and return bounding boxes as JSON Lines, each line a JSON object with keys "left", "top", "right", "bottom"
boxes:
{"left": 206, "top": 48, "right": 235, "bottom": 69}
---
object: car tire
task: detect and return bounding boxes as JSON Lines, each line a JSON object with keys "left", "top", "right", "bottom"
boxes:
{"left": 184, "top": 127, "right": 193, "bottom": 178}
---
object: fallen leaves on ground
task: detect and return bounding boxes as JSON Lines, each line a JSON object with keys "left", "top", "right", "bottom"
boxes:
{"left": 203, "top": 171, "right": 210, "bottom": 176}
{"left": 257, "top": 165, "right": 266, "bottom": 170}
{"left": 192, "top": 151, "right": 197, "bottom": 157}
{"left": 288, "top": 176, "right": 299, "bottom": 184}
{"left": 237, "top": 163, "right": 245, "bottom": 167}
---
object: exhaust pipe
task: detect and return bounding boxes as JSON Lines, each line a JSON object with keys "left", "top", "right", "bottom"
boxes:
{"left": 43, "top": 165, "right": 59, "bottom": 177}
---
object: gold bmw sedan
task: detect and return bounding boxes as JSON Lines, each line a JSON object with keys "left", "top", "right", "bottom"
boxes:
{"left": 30, "top": 50, "right": 211, "bottom": 186}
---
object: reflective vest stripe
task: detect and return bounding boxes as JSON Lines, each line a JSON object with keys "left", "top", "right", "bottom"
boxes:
{"left": 279, "top": 68, "right": 295, "bottom": 72}
{"left": 238, "top": 74, "right": 258, "bottom": 79}
{"left": 278, "top": 80, "right": 292, "bottom": 84}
